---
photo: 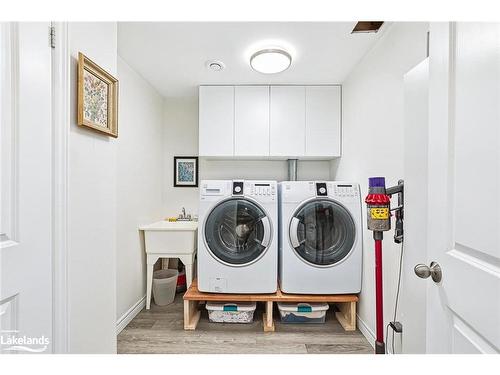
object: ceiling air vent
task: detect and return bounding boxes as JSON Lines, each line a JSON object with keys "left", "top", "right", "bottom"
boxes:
{"left": 205, "top": 60, "right": 225, "bottom": 71}
{"left": 351, "top": 22, "right": 384, "bottom": 34}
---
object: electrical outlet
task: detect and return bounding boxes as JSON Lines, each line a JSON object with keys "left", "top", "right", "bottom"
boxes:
{"left": 390, "top": 321, "right": 403, "bottom": 333}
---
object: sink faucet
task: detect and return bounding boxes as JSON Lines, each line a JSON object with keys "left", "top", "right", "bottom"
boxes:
{"left": 178, "top": 207, "right": 191, "bottom": 221}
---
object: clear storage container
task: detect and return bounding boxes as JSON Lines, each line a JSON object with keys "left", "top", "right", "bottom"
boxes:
{"left": 206, "top": 302, "right": 257, "bottom": 323}
{"left": 277, "top": 302, "right": 329, "bottom": 323}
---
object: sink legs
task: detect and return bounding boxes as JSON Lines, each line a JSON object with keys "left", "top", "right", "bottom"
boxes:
{"left": 178, "top": 253, "right": 196, "bottom": 288}
{"left": 146, "top": 254, "right": 159, "bottom": 310}
{"left": 185, "top": 262, "right": 193, "bottom": 288}
{"left": 145, "top": 252, "right": 196, "bottom": 310}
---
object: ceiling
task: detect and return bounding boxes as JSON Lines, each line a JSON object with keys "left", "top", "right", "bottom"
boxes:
{"left": 117, "top": 22, "right": 386, "bottom": 98}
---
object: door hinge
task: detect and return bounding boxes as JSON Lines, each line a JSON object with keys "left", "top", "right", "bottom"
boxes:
{"left": 50, "top": 26, "right": 55, "bottom": 48}
{"left": 426, "top": 30, "right": 430, "bottom": 57}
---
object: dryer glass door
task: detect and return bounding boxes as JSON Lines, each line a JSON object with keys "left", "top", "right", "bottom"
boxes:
{"left": 204, "top": 198, "right": 271, "bottom": 265}
{"left": 289, "top": 199, "right": 356, "bottom": 266}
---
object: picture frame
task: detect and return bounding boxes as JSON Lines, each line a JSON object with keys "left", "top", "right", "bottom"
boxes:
{"left": 77, "top": 52, "right": 119, "bottom": 137}
{"left": 174, "top": 156, "right": 199, "bottom": 187}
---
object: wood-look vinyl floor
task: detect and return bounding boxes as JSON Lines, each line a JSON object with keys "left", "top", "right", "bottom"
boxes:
{"left": 118, "top": 295, "right": 373, "bottom": 354}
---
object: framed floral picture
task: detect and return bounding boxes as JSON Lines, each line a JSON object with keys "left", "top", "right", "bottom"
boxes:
{"left": 174, "top": 157, "right": 198, "bottom": 187}
{"left": 77, "top": 52, "right": 118, "bottom": 137}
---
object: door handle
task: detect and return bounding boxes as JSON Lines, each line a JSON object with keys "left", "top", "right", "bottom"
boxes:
{"left": 414, "top": 261, "right": 442, "bottom": 283}
{"left": 289, "top": 217, "right": 301, "bottom": 248}
{"left": 260, "top": 216, "right": 271, "bottom": 248}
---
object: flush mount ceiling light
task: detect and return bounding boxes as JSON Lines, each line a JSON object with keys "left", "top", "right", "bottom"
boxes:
{"left": 250, "top": 48, "right": 292, "bottom": 74}
{"left": 205, "top": 60, "right": 225, "bottom": 71}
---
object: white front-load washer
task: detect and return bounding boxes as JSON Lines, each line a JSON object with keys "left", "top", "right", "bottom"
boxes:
{"left": 198, "top": 180, "right": 278, "bottom": 293}
{"left": 279, "top": 181, "right": 362, "bottom": 294}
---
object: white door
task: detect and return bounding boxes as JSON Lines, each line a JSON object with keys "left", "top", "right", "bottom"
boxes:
{"left": 269, "top": 86, "right": 305, "bottom": 157}
{"left": 305, "top": 86, "right": 341, "bottom": 158}
{"left": 0, "top": 22, "right": 53, "bottom": 353}
{"left": 425, "top": 22, "right": 500, "bottom": 353}
{"left": 198, "top": 86, "right": 234, "bottom": 157}
{"left": 234, "top": 86, "right": 270, "bottom": 157}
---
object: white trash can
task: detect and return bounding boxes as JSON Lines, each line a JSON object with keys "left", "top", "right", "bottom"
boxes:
{"left": 152, "top": 269, "right": 178, "bottom": 306}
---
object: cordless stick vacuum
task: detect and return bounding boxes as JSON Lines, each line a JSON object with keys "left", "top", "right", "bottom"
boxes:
{"left": 365, "top": 177, "right": 404, "bottom": 354}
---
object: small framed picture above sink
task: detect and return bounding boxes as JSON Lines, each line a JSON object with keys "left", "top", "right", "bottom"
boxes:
{"left": 174, "top": 156, "right": 198, "bottom": 187}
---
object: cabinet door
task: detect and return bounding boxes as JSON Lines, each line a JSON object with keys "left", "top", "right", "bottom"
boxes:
{"left": 270, "top": 86, "right": 305, "bottom": 157}
{"left": 199, "top": 86, "right": 234, "bottom": 156}
{"left": 305, "top": 86, "right": 341, "bottom": 157}
{"left": 234, "top": 86, "right": 270, "bottom": 156}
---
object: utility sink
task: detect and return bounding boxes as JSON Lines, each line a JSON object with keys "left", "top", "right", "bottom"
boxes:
{"left": 140, "top": 220, "right": 198, "bottom": 309}
{"left": 139, "top": 220, "right": 198, "bottom": 254}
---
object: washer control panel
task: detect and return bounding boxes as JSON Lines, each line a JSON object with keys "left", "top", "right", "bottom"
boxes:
{"left": 246, "top": 181, "right": 276, "bottom": 200}
{"left": 232, "top": 181, "right": 244, "bottom": 195}
{"left": 316, "top": 182, "right": 328, "bottom": 197}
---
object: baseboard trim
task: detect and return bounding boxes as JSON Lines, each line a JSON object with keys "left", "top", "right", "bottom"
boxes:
{"left": 116, "top": 296, "right": 146, "bottom": 335}
{"left": 357, "top": 314, "right": 376, "bottom": 349}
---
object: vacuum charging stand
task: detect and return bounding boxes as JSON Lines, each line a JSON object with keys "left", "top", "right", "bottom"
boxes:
{"left": 386, "top": 180, "right": 404, "bottom": 244}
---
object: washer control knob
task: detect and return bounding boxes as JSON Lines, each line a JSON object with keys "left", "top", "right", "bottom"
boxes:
{"left": 319, "top": 187, "right": 326, "bottom": 194}
{"left": 234, "top": 186, "right": 242, "bottom": 193}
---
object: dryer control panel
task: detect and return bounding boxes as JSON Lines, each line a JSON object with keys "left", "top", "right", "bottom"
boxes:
{"left": 331, "top": 183, "right": 360, "bottom": 199}
{"left": 316, "top": 182, "right": 359, "bottom": 200}
{"left": 280, "top": 181, "right": 360, "bottom": 203}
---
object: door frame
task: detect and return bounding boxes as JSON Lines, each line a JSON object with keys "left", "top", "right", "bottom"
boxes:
{"left": 401, "top": 57, "right": 430, "bottom": 354}
{"left": 51, "top": 21, "right": 70, "bottom": 354}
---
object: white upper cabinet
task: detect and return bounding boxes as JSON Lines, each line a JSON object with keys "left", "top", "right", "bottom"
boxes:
{"left": 234, "top": 86, "right": 270, "bottom": 157}
{"left": 199, "top": 86, "right": 234, "bottom": 157}
{"left": 305, "top": 86, "right": 341, "bottom": 157}
{"left": 270, "top": 86, "right": 306, "bottom": 157}
{"left": 198, "top": 85, "right": 341, "bottom": 159}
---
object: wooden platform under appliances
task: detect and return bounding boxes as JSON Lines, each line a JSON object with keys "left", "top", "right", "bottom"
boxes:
{"left": 183, "top": 280, "right": 358, "bottom": 332}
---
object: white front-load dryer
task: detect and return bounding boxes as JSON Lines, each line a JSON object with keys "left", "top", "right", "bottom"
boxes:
{"left": 279, "top": 181, "right": 362, "bottom": 294}
{"left": 198, "top": 180, "right": 278, "bottom": 293}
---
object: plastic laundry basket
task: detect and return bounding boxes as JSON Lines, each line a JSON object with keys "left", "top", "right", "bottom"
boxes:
{"left": 152, "top": 269, "right": 178, "bottom": 306}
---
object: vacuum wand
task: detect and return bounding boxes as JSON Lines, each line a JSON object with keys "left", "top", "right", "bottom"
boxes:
{"left": 365, "top": 177, "right": 404, "bottom": 354}
{"left": 374, "top": 237, "right": 384, "bottom": 353}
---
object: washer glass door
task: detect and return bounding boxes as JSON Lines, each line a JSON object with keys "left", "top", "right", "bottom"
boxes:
{"left": 289, "top": 199, "right": 356, "bottom": 266}
{"left": 204, "top": 198, "right": 271, "bottom": 265}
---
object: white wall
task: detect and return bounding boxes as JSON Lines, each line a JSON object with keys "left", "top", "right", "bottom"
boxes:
{"left": 68, "top": 22, "right": 118, "bottom": 353}
{"left": 162, "top": 97, "right": 331, "bottom": 217}
{"left": 163, "top": 98, "right": 199, "bottom": 216}
{"left": 331, "top": 22, "right": 429, "bottom": 352}
{"left": 115, "top": 57, "right": 164, "bottom": 324}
